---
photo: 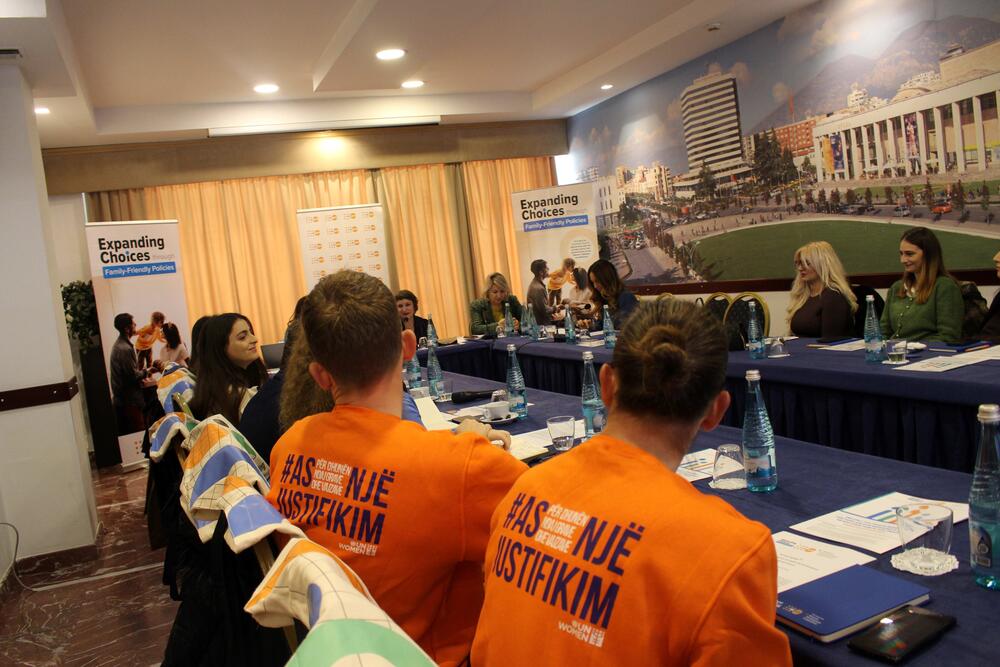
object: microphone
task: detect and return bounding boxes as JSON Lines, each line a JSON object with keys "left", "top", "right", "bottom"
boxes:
{"left": 450, "top": 390, "right": 496, "bottom": 404}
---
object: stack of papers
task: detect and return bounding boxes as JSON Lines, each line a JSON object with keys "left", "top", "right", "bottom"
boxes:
{"left": 508, "top": 420, "right": 585, "bottom": 462}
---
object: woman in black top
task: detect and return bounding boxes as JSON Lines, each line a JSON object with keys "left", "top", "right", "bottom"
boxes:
{"left": 786, "top": 241, "right": 857, "bottom": 339}
{"left": 396, "top": 289, "right": 429, "bottom": 341}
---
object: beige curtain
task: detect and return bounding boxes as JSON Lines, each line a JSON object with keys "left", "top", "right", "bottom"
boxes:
{"left": 85, "top": 189, "right": 148, "bottom": 222}
{"left": 141, "top": 170, "right": 375, "bottom": 344}
{"left": 376, "top": 164, "right": 476, "bottom": 338}
{"left": 461, "top": 157, "right": 556, "bottom": 298}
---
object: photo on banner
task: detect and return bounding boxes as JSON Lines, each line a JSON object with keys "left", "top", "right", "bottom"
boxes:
{"left": 510, "top": 183, "right": 600, "bottom": 323}
{"left": 86, "top": 220, "right": 189, "bottom": 468}
{"left": 296, "top": 204, "right": 389, "bottom": 291}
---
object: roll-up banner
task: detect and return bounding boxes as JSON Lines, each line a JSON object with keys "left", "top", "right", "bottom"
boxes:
{"left": 830, "top": 134, "right": 844, "bottom": 171}
{"left": 86, "top": 220, "right": 189, "bottom": 468}
{"left": 296, "top": 204, "right": 389, "bottom": 291}
{"left": 511, "top": 183, "right": 600, "bottom": 322}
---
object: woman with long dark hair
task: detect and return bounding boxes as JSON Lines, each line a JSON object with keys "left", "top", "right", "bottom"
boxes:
{"left": 880, "top": 227, "right": 962, "bottom": 342}
{"left": 189, "top": 313, "right": 268, "bottom": 423}
{"left": 158, "top": 322, "right": 190, "bottom": 366}
{"left": 587, "top": 259, "right": 639, "bottom": 329}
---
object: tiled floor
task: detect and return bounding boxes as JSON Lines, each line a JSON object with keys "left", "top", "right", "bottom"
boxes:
{"left": 0, "top": 465, "right": 178, "bottom": 666}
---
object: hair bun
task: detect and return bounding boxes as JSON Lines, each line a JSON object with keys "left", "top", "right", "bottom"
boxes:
{"left": 639, "top": 324, "right": 689, "bottom": 383}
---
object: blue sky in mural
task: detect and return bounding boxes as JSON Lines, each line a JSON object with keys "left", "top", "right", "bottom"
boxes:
{"left": 567, "top": 0, "right": 1000, "bottom": 180}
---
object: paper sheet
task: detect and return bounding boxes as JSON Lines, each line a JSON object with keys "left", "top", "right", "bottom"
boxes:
{"left": 791, "top": 492, "right": 969, "bottom": 554}
{"left": 961, "top": 345, "right": 1000, "bottom": 360}
{"left": 772, "top": 531, "right": 875, "bottom": 592}
{"left": 893, "top": 354, "right": 987, "bottom": 372}
{"left": 413, "top": 396, "right": 457, "bottom": 431}
{"left": 676, "top": 449, "right": 718, "bottom": 482}
{"left": 822, "top": 340, "right": 867, "bottom": 351}
{"left": 508, "top": 420, "right": 586, "bottom": 461}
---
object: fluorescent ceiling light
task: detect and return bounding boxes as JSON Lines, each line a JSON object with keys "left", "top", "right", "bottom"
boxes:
{"left": 401, "top": 80, "right": 424, "bottom": 89}
{"left": 600, "top": 84, "right": 613, "bottom": 90}
{"left": 208, "top": 115, "right": 440, "bottom": 137}
{"left": 376, "top": 48, "right": 406, "bottom": 60}
{"left": 34, "top": 106, "right": 50, "bottom": 114}
{"left": 254, "top": 83, "right": 280, "bottom": 94}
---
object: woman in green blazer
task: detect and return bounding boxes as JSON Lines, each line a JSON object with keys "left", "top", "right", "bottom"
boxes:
{"left": 469, "top": 272, "right": 524, "bottom": 336}
{"left": 880, "top": 227, "right": 963, "bottom": 343}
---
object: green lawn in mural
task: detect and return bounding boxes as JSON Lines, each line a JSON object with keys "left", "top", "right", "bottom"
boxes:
{"left": 694, "top": 220, "right": 996, "bottom": 281}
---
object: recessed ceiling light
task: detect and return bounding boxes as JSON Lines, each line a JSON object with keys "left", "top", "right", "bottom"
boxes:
{"left": 376, "top": 48, "right": 406, "bottom": 61}
{"left": 254, "top": 83, "right": 279, "bottom": 94}
{"left": 34, "top": 106, "right": 50, "bottom": 114}
{"left": 401, "top": 80, "right": 424, "bottom": 89}
{"left": 600, "top": 84, "right": 614, "bottom": 91}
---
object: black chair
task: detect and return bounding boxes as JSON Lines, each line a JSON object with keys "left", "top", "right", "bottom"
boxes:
{"left": 704, "top": 292, "right": 731, "bottom": 322}
{"left": 261, "top": 342, "right": 285, "bottom": 370}
{"left": 724, "top": 293, "right": 770, "bottom": 342}
{"left": 850, "top": 284, "right": 884, "bottom": 338}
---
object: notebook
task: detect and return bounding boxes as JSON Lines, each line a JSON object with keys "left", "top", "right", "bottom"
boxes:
{"left": 776, "top": 565, "right": 930, "bottom": 643}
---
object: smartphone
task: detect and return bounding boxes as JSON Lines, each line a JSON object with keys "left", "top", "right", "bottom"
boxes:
{"left": 847, "top": 606, "right": 955, "bottom": 663}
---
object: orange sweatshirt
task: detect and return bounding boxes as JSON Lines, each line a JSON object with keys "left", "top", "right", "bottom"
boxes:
{"left": 471, "top": 434, "right": 791, "bottom": 666}
{"left": 266, "top": 405, "right": 527, "bottom": 665}
{"left": 134, "top": 323, "right": 164, "bottom": 350}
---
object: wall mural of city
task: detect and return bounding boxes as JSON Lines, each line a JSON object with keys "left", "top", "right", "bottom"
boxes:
{"left": 566, "top": 0, "right": 1000, "bottom": 286}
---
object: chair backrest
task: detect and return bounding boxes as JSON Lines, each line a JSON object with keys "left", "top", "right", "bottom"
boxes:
{"left": 261, "top": 342, "right": 285, "bottom": 370}
{"left": 850, "top": 284, "right": 884, "bottom": 338}
{"left": 724, "top": 292, "right": 770, "bottom": 340}
{"left": 704, "top": 292, "right": 731, "bottom": 321}
{"left": 655, "top": 291, "right": 674, "bottom": 301}
{"left": 958, "top": 280, "right": 989, "bottom": 341}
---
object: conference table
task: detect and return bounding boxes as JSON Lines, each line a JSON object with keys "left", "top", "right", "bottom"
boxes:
{"left": 419, "top": 335, "right": 1000, "bottom": 472}
{"left": 438, "top": 370, "right": 993, "bottom": 666}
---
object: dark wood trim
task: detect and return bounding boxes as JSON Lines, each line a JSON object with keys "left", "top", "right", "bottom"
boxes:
{"left": 632, "top": 270, "right": 1000, "bottom": 295}
{"left": 0, "top": 377, "right": 79, "bottom": 413}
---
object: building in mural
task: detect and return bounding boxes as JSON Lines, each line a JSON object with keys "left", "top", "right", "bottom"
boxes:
{"left": 673, "top": 72, "right": 752, "bottom": 197}
{"left": 813, "top": 40, "right": 1000, "bottom": 182}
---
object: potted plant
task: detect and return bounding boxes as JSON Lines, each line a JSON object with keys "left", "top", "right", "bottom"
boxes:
{"left": 61, "top": 281, "right": 121, "bottom": 467}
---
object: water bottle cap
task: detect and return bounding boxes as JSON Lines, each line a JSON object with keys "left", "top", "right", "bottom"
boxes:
{"left": 582, "top": 351, "right": 594, "bottom": 360}
{"left": 978, "top": 404, "right": 1000, "bottom": 422}
{"left": 507, "top": 343, "right": 516, "bottom": 352}
{"left": 746, "top": 369, "right": 761, "bottom": 381}
{"left": 866, "top": 294, "right": 874, "bottom": 302}
{"left": 748, "top": 300, "right": 756, "bottom": 309}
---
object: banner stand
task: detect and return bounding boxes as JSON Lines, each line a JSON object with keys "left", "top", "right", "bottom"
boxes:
{"left": 296, "top": 204, "right": 390, "bottom": 291}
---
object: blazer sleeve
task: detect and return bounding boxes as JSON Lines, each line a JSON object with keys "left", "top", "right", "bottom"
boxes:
{"left": 469, "top": 300, "right": 493, "bottom": 336}
{"left": 932, "top": 278, "right": 963, "bottom": 344}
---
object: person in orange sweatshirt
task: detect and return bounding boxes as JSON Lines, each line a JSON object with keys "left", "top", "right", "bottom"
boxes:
{"left": 134, "top": 311, "right": 166, "bottom": 369}
{"left": 471, "top": 298, "right": 792, "bottom": 666}
{"left": 266, "top": 270, "right": 526, "bottom": 665}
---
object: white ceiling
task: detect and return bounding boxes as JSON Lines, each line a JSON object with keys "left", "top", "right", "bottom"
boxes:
{"left": 3, "top": 0, "right": 814, "bottom": 148}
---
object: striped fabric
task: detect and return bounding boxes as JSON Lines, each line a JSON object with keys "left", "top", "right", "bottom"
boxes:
{"left": 157, "top": 366, "right": 195, "bottom": 414}
{"left": 148, "top": 412, "right": 199, "bottom": 461}
{"left": 209, "top": 475, "right": 303, "bottom": 553}
{"left": 180, "top": 418, "right": 271, "bottom": 542}
{"left": 246, "top": 538, "right": 433, "bottom": 666}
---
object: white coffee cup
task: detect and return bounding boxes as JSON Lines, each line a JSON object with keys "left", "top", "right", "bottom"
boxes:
{"left": 483, "top": 401, "right": 510, "bottom": 420}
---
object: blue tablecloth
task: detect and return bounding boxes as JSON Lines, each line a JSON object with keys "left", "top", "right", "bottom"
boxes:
{"left": 724, "top": 338, "right": 1000, "bottom": 472}
{"left": 416, "top": 339, "right": 494, "bottom": 378}
{"left": 437, "top": 371, "right": 992, "bottom": 666}
{"left": 432, "top": 337, "right": 1000, "bottom": 472}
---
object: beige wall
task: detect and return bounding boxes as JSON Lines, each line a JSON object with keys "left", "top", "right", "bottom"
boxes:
{"left": 42, "top": 119, "right": 568, "bottom": 195}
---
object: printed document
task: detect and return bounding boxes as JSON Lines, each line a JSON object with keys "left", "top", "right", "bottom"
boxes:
{"left": 791, "top": 492, "right": 968, "bottom": 554}
{"left": 894, "top": 355, "right": 987, "bottom": 373}
{"left": 823, "top": 340, "right": 867, "bottom": 351}
{"left": 772, "top": 531, "right": 875, "bottom": 592}
{"left": 676, "top": 448, "right": 717, "bottom": 482}
{"left": 508, "top": 421, "right": 585, "bottom": 461}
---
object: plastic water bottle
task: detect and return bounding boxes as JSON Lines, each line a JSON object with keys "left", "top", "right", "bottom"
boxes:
{"left": 503, "top": 302, "right": 513, "bottom": 337}
{"left": 525, "top": 305, "right": 539, "bottom": 340}
{"left": 970, "top": 403, "right": 1000, "bottom": 589}
{"left": 742, "top": 369, "right": 777, "bottom": 492}
{"left": 581, "top": 351, "right": 606, "bottom": 437}
{"left": 564, "top": 309, "right": 576, "bottom": 344}
{"left": 505, "top": 343, "right": 527, "bottom": 420}
{"left": 405, "top": 357, "right": 423, "bottom": 389}
{"left": 747, "top": 301, "right": 765, "bottom": 359}
{"left": 426, "top": 345, "right": 443, "bottom": 398}
{"left": 863, "top": 295, "right": 885, "bottom": 362}
{"left": 602, "top": 305, "right": 616, "bottom": 349}
{"left": 426, "top": 314, "right": 438, "bottom": 347}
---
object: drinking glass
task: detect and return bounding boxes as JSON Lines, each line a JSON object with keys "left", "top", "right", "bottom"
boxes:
{"left": 885, "top": 338, "right": 908, "bottom": 364}
{"left": 433, "top": 379, "right": 453, "bottom": 403}
{"left": 547, "top": 416, "right": 576, "bottom": 451}
{"left": 894, "top": 504, "right": 953, "bottom": 575}
{"left": 710, "top": 444, "right": 747, "bottom": 490}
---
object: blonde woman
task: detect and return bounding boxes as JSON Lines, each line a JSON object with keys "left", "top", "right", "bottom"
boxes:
{"left": 469, "top": 272, "right": 524, "bottom": 336}
{"left": 787, "top": 241, "right": 857, "bottom": 339}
